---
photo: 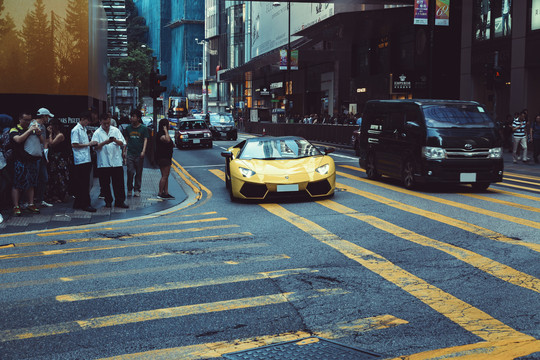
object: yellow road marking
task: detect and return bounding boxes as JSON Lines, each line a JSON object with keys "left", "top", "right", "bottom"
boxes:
{"left": 388, "top": 338, "right": 540, "bottom": 360}
{"left": 493, "top": 189, "right": 540, "bottom": 202}
{"left": 337, "top": 182, "right": 540, "bottom": 253}
{"left": 317, "top": 199, "right": 540, "bottom": 294}
{"left": 0, "top": 289, "right": 347, "bottom": 342}
{"left": 504, "top": 175, "right": 540, "bottom": 186}
{"left": 209, "top": 168, "right": 225, "bottom": 180}
{"left": 497, "top": 182, "right": 540, "bottom": 193}
{"left": 0, "top": 253, "right": 289, "bottom": 290}
{"left": 0, "top": 225, "right": 241, "bottom": 260}
{"left": 336, "top": 314, "right": 408, "bottom": 332}
{"left": 505, "top": 171, "right": 540, "bottom": 182}
{"left": 460, "top": 193, "right": 540, "bottom": 213}
{"left": 36, "top": 215, "right": 226, "bottom": 238}
{"left": 338, "top": 168, "right": 540, "bottom": 229}
{"left": 260, "top": 203, "right": 534, "bottom": 342}
{"left": 56, "top": 268, "right": 318, "bottom": 302}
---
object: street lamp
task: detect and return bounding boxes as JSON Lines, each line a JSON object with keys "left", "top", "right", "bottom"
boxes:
{"left": 195, "top": 38, "right": 208, "bottom": 113}
{"left": 273, "top": 1, "right": 291, "bottom": 120}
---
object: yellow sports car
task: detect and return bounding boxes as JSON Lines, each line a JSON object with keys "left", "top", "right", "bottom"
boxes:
{"left": 221, "top": 136, "right": 336, "bottom": 201}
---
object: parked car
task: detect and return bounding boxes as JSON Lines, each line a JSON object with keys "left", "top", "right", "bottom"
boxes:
{"left": 358, "top": 99, "right": 504, "bottom": 190}
{"left": 208, "top": 113, "right": 237, "bottom": 140}
{"left": 221, "top": 136, "right": 335, "bottom": 201}
{"left": 174, "top": 118, "right": 213, "bottom": 149}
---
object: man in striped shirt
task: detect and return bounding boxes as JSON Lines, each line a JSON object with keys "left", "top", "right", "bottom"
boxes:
{"left": 512, "top": 111, "right": 529, "bottom": 163}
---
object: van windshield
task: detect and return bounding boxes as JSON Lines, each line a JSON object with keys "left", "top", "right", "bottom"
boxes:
{"left": 422, "top": 104, "right": 494, "bottom": 128}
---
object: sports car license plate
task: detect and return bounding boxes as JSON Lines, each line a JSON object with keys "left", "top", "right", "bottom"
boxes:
{"left": 277, "top": 184, "right": 299, "bottom": 192}
{"left": 460, "top": 173, "right": 476, "bottom": 182}
{"left": 193, "top": 139, "right": 200, "bottom": 144}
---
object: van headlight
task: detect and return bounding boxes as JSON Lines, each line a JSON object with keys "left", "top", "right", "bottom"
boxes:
{"left": 316, "top": 164, "right": 330, "bottom": 175}
{"left": 422, "top": 146, "right": 447, "bottom": 160}
{"left": 488, "top": 147, "right": 503, "bottom": 159}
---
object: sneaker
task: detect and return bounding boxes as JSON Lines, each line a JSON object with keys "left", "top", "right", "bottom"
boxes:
{"left": 164, "top": 194, "right": 175, "bottom": 199}
{"left": 81, "top": 206, "right": 97, "bottom": 213}
{"left": 41, "top": 200, "right": 53, "bottom": 207}
{"left": 26, "top": 204, "right": 40, "bottom": 214}
{"left": 513, "top": 159, "right": 517, "bottom": 164}
{"left": 115, "top": 203, "right": 129, "bottom": 209}
{"left": 158, "top": 194, "right": 166, "bottom": 199}
{"left": 134, "top": 191, "right": 141, "bottom": 197}
{"left": 13, "top": 206, "right": 21, "bottom": 217}
{"left": 127, "top": 190, "right": 133, "bottom": 197}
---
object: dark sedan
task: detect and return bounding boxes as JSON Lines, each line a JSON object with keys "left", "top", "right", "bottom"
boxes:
{"left": 174, "top": 118, "right": 213, "bottom": 149}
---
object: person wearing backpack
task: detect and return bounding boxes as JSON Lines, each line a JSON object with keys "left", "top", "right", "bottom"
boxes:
{"left": 9, "top": 111, "right": 43, "bottom": 216}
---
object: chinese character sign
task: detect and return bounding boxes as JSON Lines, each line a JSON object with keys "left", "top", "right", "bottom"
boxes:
{"left": 414, "top": 0, "right": 429, "bottom": 25}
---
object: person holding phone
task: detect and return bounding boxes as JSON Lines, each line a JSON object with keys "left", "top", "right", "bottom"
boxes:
{"left": 91, "top": 113, "right": 128, "bottom": 208}
{"left": 155, "top": 118, "right": 174, "bottom": 199}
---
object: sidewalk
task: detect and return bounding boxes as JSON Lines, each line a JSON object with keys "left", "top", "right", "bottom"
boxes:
{"left": 0, "top": 158, "right": 187, "bottom": 234}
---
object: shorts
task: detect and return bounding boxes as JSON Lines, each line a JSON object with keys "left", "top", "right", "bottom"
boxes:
{"left": 13, "top": 159, "right": 38, "bottom": 191}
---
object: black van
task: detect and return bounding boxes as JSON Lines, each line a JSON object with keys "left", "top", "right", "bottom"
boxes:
{"left": 358, "top": 100, "right": 504, "bottom": 190}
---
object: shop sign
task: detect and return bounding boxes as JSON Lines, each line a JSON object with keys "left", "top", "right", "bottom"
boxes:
{"left": 414, "top": 0, "right": 429, "bottom": 25}
{"left": 260, "top": 88, "right": 270, "bottom": 96}
{"left": 392, "top": 74, "right": 412, "bottom": 92}
{"left": 270, "top": 82, "right": 283, "bottom": 89}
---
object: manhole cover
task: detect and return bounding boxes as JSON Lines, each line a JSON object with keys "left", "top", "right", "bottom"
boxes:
{"left": 222, "top": 337, "right": 382, "bottom": 359}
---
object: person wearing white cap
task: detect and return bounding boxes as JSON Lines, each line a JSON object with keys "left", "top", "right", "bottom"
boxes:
{"left": 35, "top": 108, "right": 53, "bottom": 207}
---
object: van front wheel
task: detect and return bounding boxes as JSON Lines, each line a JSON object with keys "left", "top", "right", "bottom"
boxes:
{"left": 402, "top": 160, "right": 416, "bottom": 190}
{"left": 365, "top": 154, "right": 380, "bottom": 180}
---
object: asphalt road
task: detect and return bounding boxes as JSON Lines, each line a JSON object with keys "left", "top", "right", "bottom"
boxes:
{"left": 0, "top": 134, "right": 539, "bottom": 359}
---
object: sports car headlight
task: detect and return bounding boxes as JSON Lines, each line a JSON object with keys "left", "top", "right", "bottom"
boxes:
{"left": 422, "top": 146, "right": 447, "bottom": 160}
{"left": 239, "top": 167, "right": 256, "bottom": 178}
{"left": 488, "top": 147, "right": 503, "bottom": 159}
{"left": 316, "top": 164, "right": 330, "bottom": 175}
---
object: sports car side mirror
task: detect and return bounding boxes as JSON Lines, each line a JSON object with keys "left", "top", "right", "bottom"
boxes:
{"left": 324, "top": 147, "right": 335, "bottom": 155}
{"left": 221, "top": 151, "right": 233, "bottom": 158}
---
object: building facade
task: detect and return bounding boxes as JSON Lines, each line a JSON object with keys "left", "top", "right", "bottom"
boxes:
{"left": 133, "top": 0, "right": 204, "bottom": 109}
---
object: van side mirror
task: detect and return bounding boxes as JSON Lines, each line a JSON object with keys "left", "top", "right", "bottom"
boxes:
{"left": 405, "top": 121, "right": 420, "bottom": 129}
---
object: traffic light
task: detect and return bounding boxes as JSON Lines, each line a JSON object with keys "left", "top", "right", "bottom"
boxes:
{"left": 150, "top": 69, "right": 167, "bottom": 99}
{"left": 493, "top": 65, "right": 504, "bottom": 84}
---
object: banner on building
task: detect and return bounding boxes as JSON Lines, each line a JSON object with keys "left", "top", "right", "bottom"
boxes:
{"left": 532, "top": 0, "right": 540, "bottom": 31}
{"left": 435, "top": 0, "right": 449, "bottom": 26}
{"left": 414, "top": 0, "right": 429, "bottom": 25}
{"left": 279, "top": 49, "right": 298, "bottom": 70}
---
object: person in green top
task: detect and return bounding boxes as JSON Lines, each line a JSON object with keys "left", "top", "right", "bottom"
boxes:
{"left": 124, "top": 110, "right": 149, "bottom": 197}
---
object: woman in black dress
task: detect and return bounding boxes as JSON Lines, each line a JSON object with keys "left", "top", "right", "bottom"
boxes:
{"left": 46, "top": 118, "right": 70, "bottom": 203}
{"left": 156, "top": 118, "right": 174, "bottom": 199}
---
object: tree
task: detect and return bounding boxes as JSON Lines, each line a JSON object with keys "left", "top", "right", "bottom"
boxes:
{"left": 63, "top": 0, "right": 88, "bottom": 95}
{"left": 0, "top": 13, "right": 25, "bottom": 94}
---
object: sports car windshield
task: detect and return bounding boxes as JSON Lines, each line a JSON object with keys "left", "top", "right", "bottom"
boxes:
{"left": 238, "top": 138, "right": 323, "bottom": 160}
{"left": 422, "top": 104, "right": 495, "bottom": 128}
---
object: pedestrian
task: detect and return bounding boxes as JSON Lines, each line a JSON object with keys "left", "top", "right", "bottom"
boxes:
{"left": 10, "top": 111, "right": 43, "bottom": 216}
{"left": 155, "top": 118, "right": 174, "bottom": 199}
{"left": 46, "top": 118, "right": 70, "bottom": 203}
{"left": 531, "top": 114, "right": 540, "bottom": 164}
{"left": 124, "top": 109, "right": 149, "bottom": 197}
{"left": 71, "top": 111, "right": 98, "bottom": 212}
{"left": 35, "top": 108, "right": 53, "bottom": 208}
{"left": 512, "top": 110, "right": 529, "bottom": 163}
{"left": 91, "top": 113, "right": 128, "bottom": 208}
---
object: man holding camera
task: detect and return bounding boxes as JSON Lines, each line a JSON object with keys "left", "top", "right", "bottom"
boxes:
{"left": 91, "top": 113, "right": 128, "bottom": 209}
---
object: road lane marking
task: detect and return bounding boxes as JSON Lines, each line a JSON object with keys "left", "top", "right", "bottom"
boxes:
{"left": 0, "top": 288, "right": 347, "bottom": 342}
{"left": 172, "top": 158, "right": 212, "bottom": 207}
{"left": 260, "top": 203, "right": 534, "bottom": 342}
{"left": 337, "top": 168, "right": 540, "bottom": 229}
{"left": 0, "top": 253, "right": 290, "bottom": 290}
{"left": 386, "top": 338, "right": 540, "bottom": 360}
{"left": 337, "top": 182, "right": 540, "bottom": 253}
{"left": 97, "top": 315, "right": 407, "bottom": 360}
{"left": 491, "top": 189, "right": 540, "bottom": 202}
{"left": 35, "top": 214, "right": 224, "bottom": 238}
{"left": 459, "top": 193, "right": 540, "bottom": 213}
{"left": 504, "top": 171, "right": 540, "bottom": 182}
{"left": 497, "top": 182, "right": 540, "bottom": 193}
{"left": 317, "top": 199, "right": 540, "bottom": 294}
{"left": 55, "top": 268, "right": 319, "bottom": 302}
{"left": 0, "top": 225, "right": 243, "bottom": 261}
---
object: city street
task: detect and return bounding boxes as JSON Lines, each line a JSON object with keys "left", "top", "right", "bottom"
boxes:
{"left": 0, "top": 134, "right": 539, "bottom": 359}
